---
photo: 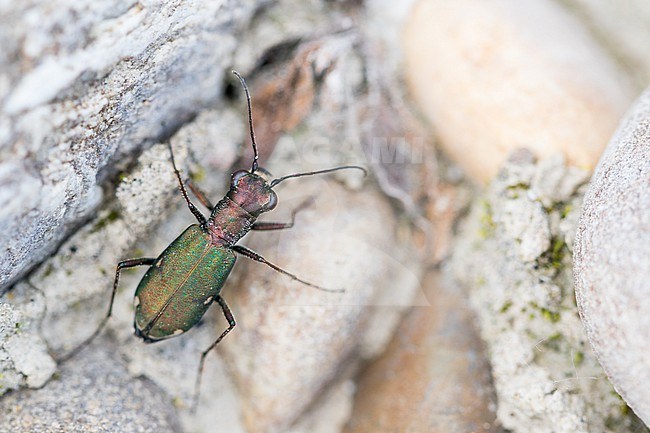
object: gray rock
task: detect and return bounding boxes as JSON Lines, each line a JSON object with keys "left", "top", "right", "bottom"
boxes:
{"left": 453, "top": 153, "right": 647, "bottom": 433}
{"left": 574, "top": 87, "right": 650, "bottom": 427}
{"left": 0, "top": 340, "right": 181, "bottom": 433}
{"left": 0, "top": 0, "right": 261, "bottom": 291}
{"left": 0, "top": 283, "right": 56, "bottom": 394}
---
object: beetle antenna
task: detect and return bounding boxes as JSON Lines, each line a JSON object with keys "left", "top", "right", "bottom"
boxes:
{"left": 232, "top": 70, "right": 259, "bottom": 174}
{"left": 270, "top": 165, "right": 367, "bottom": 188}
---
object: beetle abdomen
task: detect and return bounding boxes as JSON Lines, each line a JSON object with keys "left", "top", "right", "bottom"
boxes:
{"left": 134, "top": 224, "right": 236, "bottom": 341}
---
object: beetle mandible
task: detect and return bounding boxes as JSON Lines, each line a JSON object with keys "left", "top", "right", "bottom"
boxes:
{"left": 76, "top": 70, "right": 366, "bottom": 406}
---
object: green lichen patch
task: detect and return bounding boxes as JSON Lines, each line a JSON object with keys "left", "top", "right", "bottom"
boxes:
{"left": 540, "top": 306, "right": 561, "bottom": 323}
{"left": 499, "top": 300, "right": 513, "bottom": 313}
{"left": 478, "top": 199, "right": 496, "bottom": 239}
{"left": 505, "top": 181, "right": 530, "bottom": 199}
{"left": 560, "top": 204, "right": 572, "bottom": 219}
{"left": 536, "top": 236, "right": 568, "bottom": 271}
{"left": 572, "top": 350, "right": 584, "bottom": 367}
{"left": 189, "top": 166, "right": 206, "bottom": 183}
{"left": 90, "top": 209, "right": 122, "bottom": 233}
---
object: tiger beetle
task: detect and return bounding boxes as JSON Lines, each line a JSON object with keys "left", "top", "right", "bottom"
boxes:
{"left": 73, "top": 71, "right": 366, "bottom": 408}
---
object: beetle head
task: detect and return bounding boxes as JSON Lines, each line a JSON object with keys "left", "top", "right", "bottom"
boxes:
{"left": 228, "top": 71, "right": 365, "bottom": 217}
{"left": 227, "top": 169, "right": 278, "bottom": 216}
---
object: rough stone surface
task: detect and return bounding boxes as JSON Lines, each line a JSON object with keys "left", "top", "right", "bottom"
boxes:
{"left": 403, "top": 0, "right": 634, "bottom": 182}
{"left": 0, "top": 341, "right": 181, "bottom": 433}
{"left": 0, "top": 0, "right": 260, "bottom": 291}
{"left": 574, "top": 87, "right": 650, "bottom": 427}
{"left": 344, "top": 271, "right": 501, "bottom": 433}
{"left": 453, "top": 152, "right": 648, "bottom": 433}
{"left": 0, "top": 283, "right": 56, "bottom": 394}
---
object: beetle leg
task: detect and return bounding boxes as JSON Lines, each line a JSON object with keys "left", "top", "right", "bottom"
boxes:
{"left": 186, "top": 178, "right": 214, "bottom": 210}
{"left": 59, "top": 258, "right": 156, "bottom": 362}
{"left": 193, "top": 295, "right": 236, "bottom": 410}
{"left": 167, "top": 142, "right": 208, "bottom": 226}
{"left": 251, "top": 196, "right": 314, "bottom": 231}
{"left": 231, "top": 245, "right": 344, "bottom": 293}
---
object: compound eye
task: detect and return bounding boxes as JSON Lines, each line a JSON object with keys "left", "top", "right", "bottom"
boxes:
{"left": 266, "top": 190, "right": 278, "bottom": 210}
{"left": 231, "top": 170, "right": 248, "bottom": 186}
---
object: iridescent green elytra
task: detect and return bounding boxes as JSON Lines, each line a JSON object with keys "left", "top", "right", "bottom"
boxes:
{"left": 134, "top": 225, "right": 235, "bottom": 341}
{"left": 75, "top": 71, "right": 365, "bottom": 408}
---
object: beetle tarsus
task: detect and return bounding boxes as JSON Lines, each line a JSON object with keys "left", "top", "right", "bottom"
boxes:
{"left": 192, "top": 295, "right": 236, "bottom": 412}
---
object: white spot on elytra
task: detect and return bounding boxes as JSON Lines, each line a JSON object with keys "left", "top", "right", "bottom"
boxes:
{"left": 133, "top": 296, "right": 140, "bottom": 308}
{"left": 204, "top": 296, "right": 213, "bottom": 305}
{"left": 173, "top": 329, "right": 184, "bottom": 336}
